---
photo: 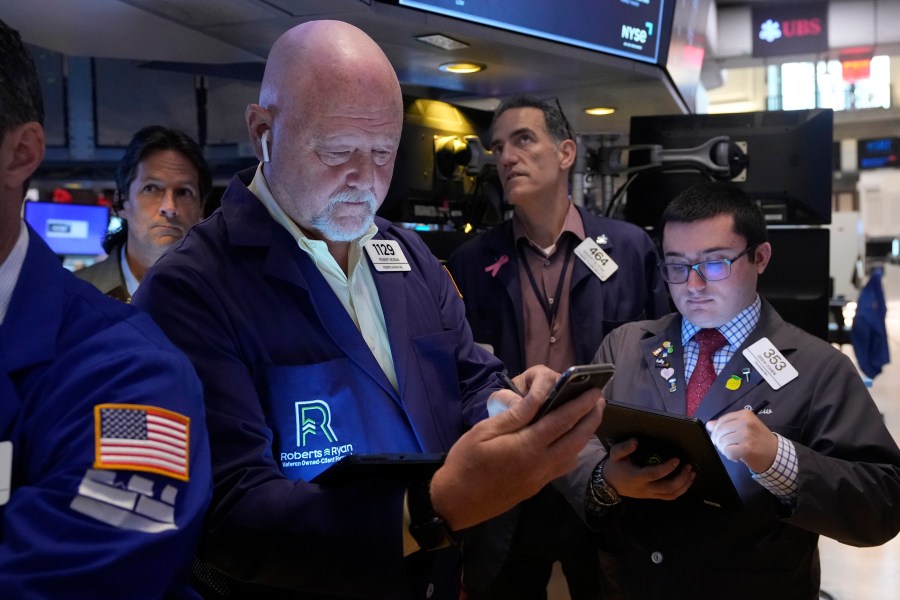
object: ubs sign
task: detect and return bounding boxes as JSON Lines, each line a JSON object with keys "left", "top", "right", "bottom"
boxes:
{"left": 752, "top": 2, "right": 828, "bottom": 58}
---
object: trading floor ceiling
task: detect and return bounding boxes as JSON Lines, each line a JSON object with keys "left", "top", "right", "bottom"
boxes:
{"left": 0, "top": 0, "right": 888, "bottom": 134}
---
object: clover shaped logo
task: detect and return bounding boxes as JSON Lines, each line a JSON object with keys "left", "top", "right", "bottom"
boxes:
{"left": 759, "top": 19, "right": 782, "bottom": 43}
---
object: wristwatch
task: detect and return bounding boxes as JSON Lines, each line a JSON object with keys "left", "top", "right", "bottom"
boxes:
{"left": 407, "top": 478, "right": 456, "bottom": 552}
{"left": 590, "top": 458, "right": 622, "bottom": 506}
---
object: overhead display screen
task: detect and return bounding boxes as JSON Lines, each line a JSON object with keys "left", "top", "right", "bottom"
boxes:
{"left": 398, "top": 0, "right": 673, "bottom": 65}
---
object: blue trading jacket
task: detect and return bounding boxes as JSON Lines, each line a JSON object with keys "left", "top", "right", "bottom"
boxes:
{"left": 0, "top": 226, "right": 212, "bottom": 599}
{"left": 852, "top": 267, "right": 890, "bottom": 379}
{"left": 135, "top": 169, "right": 503, "bottom": 599}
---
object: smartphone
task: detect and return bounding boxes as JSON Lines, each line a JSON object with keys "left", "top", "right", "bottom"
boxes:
{"left": 530, "top": 363, "right": 615, "bottom": 423}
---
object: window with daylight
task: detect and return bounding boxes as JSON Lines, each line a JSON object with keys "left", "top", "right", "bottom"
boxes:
{"left": 769, "top": 56, "right": 891, "bottom": 112}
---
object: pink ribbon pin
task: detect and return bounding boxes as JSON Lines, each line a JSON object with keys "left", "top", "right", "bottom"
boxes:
{"left": 484, "top": 255, "right": 509, "bottom": 278}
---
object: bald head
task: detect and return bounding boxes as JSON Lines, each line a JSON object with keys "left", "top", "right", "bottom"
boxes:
{"left": 245, "top": 20, "right": 405, "bottom": 247}
{"left": 259, "top": 20, "right": 402, "bottom": 120}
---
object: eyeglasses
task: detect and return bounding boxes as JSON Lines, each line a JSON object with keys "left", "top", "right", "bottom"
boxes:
{"left": 551, "top": 97, "right": 575, "bottom": 141}
{"left": 658, "top": 246, "right": 755, "bottom": 284}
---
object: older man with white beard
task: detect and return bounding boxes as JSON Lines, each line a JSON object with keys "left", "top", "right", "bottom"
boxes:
{"left": 133, "top": 20, "right": 604, "bottom": 600}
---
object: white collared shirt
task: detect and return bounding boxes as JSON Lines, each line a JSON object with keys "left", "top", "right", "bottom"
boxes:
{"left": 120, "top": 244, "right": 140, "bottom": 298}
{"left": 248, "top": 164, "right": 398, "bottom": 391}
{"left": 0, "top": 221, "right": 30, "bottom": 326}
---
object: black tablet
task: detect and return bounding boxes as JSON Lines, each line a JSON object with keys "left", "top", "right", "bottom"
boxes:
{"left": 310, "top": 452, "right": 446, "bottom": 484}
{"left": 596, "top": 401, "right": 742, "bottom": 510}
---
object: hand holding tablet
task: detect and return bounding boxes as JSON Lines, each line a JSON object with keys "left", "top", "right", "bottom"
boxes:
{"left": 596, "top": 401, "right": 742, "bottom": 510}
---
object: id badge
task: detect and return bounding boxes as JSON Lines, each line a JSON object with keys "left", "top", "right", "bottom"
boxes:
{"left": 364, "top": 240, "right": 411, "bottom": 272}
{"left": 742, "top": 338, "right": 798, "bottom": 390}
{"left": 574, "top": 238, "right": 618, "bottom": 281}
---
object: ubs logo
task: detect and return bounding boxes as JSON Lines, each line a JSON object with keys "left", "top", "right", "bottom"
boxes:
{"left": 759, "top": 18, "right": 822, "bottom": 43}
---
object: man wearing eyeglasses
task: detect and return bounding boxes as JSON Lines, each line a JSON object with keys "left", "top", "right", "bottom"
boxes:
{"left": 581, "top": 181, "right": 900, "bottom": 599}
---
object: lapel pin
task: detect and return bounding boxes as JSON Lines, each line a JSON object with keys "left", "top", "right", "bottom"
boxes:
{"left": 742, "top": 367, "right": 751, "bottom": 382}
{"left": 484, "top": 254, "right": 509, "bottom": 278}
{"left": 595, "top": 235, "right": 608, "bottom": 246}
{"left": 726, "top": 375, "right": 742, "bottom": 391}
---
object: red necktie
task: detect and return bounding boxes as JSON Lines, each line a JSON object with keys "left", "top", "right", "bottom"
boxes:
{"left": 686, "top": 328, "right": 727, "bottom": 416}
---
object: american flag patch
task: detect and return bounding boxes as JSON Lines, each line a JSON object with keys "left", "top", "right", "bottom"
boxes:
{"left": 93, "top": 404, "right": 190, "bottom": 481}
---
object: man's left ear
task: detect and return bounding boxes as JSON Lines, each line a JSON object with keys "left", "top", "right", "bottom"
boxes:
{"left": 558, "top": 138, "right": 577, "bottom": 171}
{"left": 754, "top": 242, "right": 773, "bottom": 274}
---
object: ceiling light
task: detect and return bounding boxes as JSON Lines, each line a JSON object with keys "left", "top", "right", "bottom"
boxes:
{"left": 584, "top": 106, "right": 616, "bottom": 116}
{"left": 439, "top": 62, "right": 485, "bottom": 74}
{"left": 415, "top": 34, "right": 469, "bottom": 51}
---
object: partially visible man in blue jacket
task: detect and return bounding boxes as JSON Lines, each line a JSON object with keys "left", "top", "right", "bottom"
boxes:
{"left": 0, "top": 19, "right": 212, "bottom": 599}
{"left": 134, "top": 19, "right": 605, "bottom": 600}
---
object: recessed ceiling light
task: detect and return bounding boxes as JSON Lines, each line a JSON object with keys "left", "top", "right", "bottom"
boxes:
{"left": 439, "top": 62, "right": 485, "bottom": 74}
{"left": 584, "top": 106, "right": 616, "bottom": 116}
{"left": 415, "top": 34, "right": 469, "bottom": 51}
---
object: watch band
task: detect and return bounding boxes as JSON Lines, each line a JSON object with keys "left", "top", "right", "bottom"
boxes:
{"left": 407, "top": 478, "right": 455, "bottom": 552}
{"left": 589, "top": 458, "right": 622, "bottom": 506}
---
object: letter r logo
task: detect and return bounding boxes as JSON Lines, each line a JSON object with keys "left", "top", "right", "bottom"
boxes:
{"left": 295, "top": 400, "right": 338, "bottom": 447}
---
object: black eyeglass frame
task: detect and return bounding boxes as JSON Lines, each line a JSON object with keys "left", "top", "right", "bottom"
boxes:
{"left": 658, "top": 245, "right": 757, "bottom": 284}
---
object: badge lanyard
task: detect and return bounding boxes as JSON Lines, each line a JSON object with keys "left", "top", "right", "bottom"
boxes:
{"left": 517, "top": 238, "right": 573, "bottom": 327}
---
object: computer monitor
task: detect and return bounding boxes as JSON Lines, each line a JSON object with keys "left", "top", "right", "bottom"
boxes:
{"left": 24, "top": 202, "right": 109, "bottom": 256}
{"left": 624, "top": 109, "right": 834, "bottom": 230}
{"left": 759, "top": 228, "right": 830, "bottom": 341}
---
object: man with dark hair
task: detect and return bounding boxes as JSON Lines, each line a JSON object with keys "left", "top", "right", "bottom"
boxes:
{"left": 77, "top": 125, "right": 212, "bottom": 302}
{"left": 133, "top": 21, "right": 603, "bottom": 600}
{"left": 588, "top": 181, "right": 900, "bottom": 598}
{"left": 0, "top": 19, "right": 212, "bottom": 598}
{"left": 447, "top": 95, "right": 669, "bottom": 599}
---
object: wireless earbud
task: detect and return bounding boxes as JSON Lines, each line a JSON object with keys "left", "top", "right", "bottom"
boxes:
{"left": 261, "top": 129, "right": 271, "bottom": 163}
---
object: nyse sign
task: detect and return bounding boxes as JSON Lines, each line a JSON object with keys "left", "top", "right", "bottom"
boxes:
{"left": 752, "top": 2, "right": 828, "bottom": 58}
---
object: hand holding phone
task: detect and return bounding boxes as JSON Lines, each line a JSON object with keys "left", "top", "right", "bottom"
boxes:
{"left": 529, "top": 364, "right": 614, "bottom": 424}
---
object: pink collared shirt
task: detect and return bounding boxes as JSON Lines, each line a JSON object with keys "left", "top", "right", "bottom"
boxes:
{"left": 512, "top": 203, "right": 585, "bottom": 374}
